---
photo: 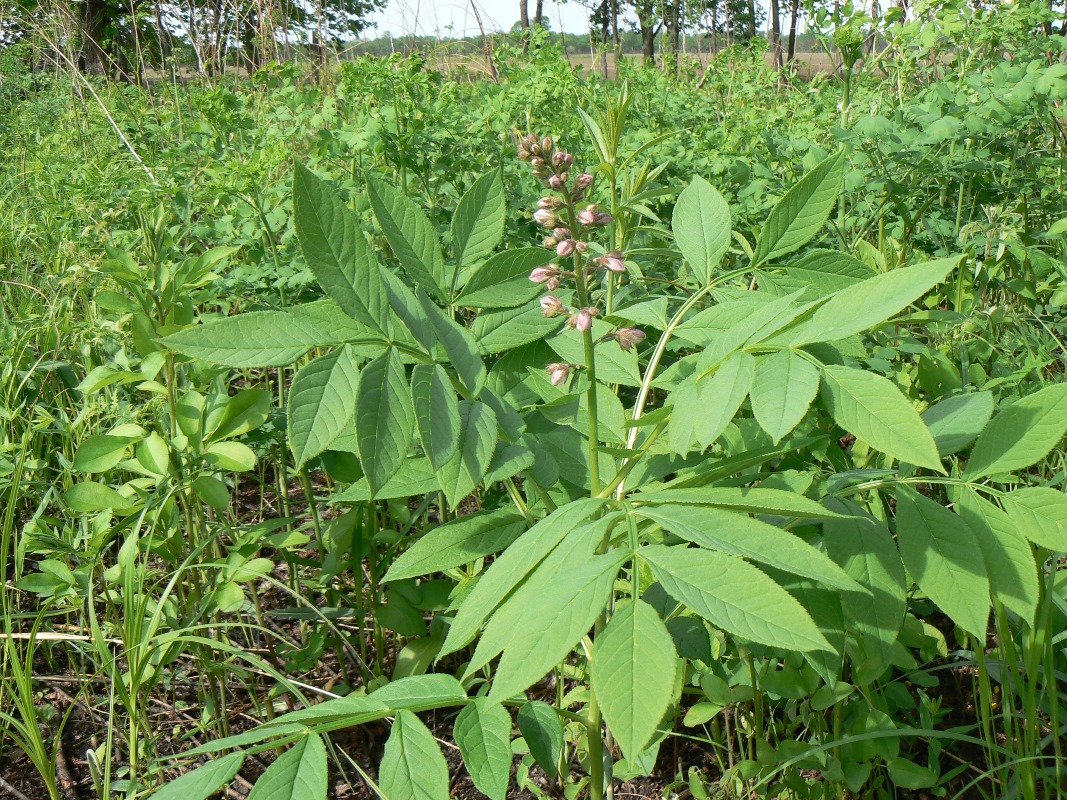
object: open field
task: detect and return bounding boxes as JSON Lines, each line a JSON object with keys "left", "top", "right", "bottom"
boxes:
{"left": 2, "top": 10, "right": 1067, "bottom": 800}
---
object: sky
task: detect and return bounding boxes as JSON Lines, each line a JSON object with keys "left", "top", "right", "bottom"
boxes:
{"left": 368, "top": 0, "right": 593, "bottom": 38}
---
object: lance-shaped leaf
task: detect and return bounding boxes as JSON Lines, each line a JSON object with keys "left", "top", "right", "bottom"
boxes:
{"left": 1001, "top": 487, "right": 1067, "bottom": 552}
{"left": 162, "top": 311, "right": 334, "bottom": 368}
{"left": 293, "top": 163, "right": 390, "bottom": 333}
{"left": 415, "top": 292, "right": 486, "bottom": 394}
{"left": 247, "top": 734, "right": 327, "bottom": 800}
{"left": 380, "top": 710, "right": 450, "bottom": 800}
{"left": 366, "top": 173, "right": 446, "bottom": 300}
{"left": 517, "top": 701, "right": 563, "bottom": 778}
{"left": 355, "top": 348, "right": 414, "bottom": 498}
{"left": 454, "top": 699, "right": 512, "bottom": 800}
{"left": 963, "top": 383, "right": 1067, "bottom": 479}
{"left": 410, "top": 364, "right": 461, "bottom": 470}
{"left": 151, "top": 753, "right": 244, "bottom": 800}
{"left": 921, "top": 391, "right": 994, "bottom": 456}
{"left": 438, "top": 400, "right": 499, "bottom": 510}
{"left": 455, "top": 247, "right": 547, "bottom": 308}
{"left": 634, "top": 486, "right": 847, "bottom": 519}
{"left": 894, "top": 487, "right": 990, "bottom": 638}
{"left": 821, "top": 365, "right": 942, "bottom": 471}
{"left": 673, "top": 175, "right": 731, "bottom": 285}
{"left": 749, "top": 349, "right": 820, "bottom": 443}
{"left": 752, "top": 150, "right": 845, "bottom": 266}
{"left": 288, "top": 346, "right": 361, "bottom": 469}
{"left": 668, "top": 351, "right": 754, "bottom": 454}
{"left": 452, "top": 170, "right": 506, "bottom": 268}
{"left": 640, "top": 545, "right": 832, "bottom": 652}
{"left": 593, "top": 600, "right": 679, "bottom": 760}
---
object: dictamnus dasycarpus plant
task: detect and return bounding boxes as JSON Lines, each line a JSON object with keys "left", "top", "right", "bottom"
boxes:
{"left": 153, "top": 120, "right": 1067, "bottom": 800}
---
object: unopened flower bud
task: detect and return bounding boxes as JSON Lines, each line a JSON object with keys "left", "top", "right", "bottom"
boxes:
{"left": 543, "top": 236, "right": 559, "bottom": 248}
{"left": 538, "top": 196, "right": 562, "bottom": 210}
{"left": 598, "top": 251, "right": 626, "bottom": 272}
{"left": 613, "top": 327, "right": 646, "bottom": 351}
{"left": 546, "top": 276, "right": 560, "bottom": 290}
{"left": 552, "top": 151, "right": 574, "bottom": 168}
{"left": 529, "top": 266, "right": 560, "bottom": 284}
{"left": 533, "top": 208, "right": 558, "bottom": 228}
{"left": 548, "top": 175, "right": 565, "bottom": 190}
{"left": 546, "top": 362, "right": 572, "bottom": 386}
{"left": 552, "top": 227, "right": 571, "bottom": 240}
{"left": 574, "top": 173, "right": 594, "bottom": 189}
{"left": 540, "top": 295, "right": 566, "bottom": 317}
{"left": 594, "top": 212, "right": 613, "bottom": 226}
{"left": 576, "top": 241, "right": 588, "bottom": 253}
{"left": 541, "top": 136, "right": 554, "bottom": 154}
{"left": 557, "top": 239, "right": 576, "bottom": 257}
{"left": 568, "top": 306, "right": 599, "bottom": 332}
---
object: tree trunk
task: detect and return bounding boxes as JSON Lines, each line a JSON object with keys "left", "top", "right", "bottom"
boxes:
{"left": 534, "top": 0, "right": 543, "bottom": 27}
{"left": 747, "top": 0, "right": 756, "bottom": 39}
{"left": 786, "top": 0, "right": 799, "bottom": 62}
{"left": 78, "top": 0, "right": 110, "bottom": 74}
{"left": 769, "top": 0, "right": 782, "bottom": 69}
{"left": 600, "top": 0, "right": 610, "bottom": 78}
{"left": 519, "top": 0, "right": 530, "bottom": 51}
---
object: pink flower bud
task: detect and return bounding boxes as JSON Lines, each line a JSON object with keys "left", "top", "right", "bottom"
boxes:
{"left": 569, "top": 306, "right": 598, "bottom": 332}
{"left": 538, "top": 196, "right": 562, "bottom": 210}
{"left": 552, "top": 227, "right": 572, "bottom": 240}
{"left": 543, "top": 236, "right": 558, "bottom": 248}
{"left": 540, "top": 295, "right": 566, "bottom": 317}
{"left": 576, "top": 241, "right": 588, "bottom": 253}
{"left": 557, "top": 239, "right": 576, "bottom": 258}
{"left": 574, "top": 173, "right": 594, "bottom": 190}
{"left": 594, "top": 212, "right": 613, "bottom": 226}
{"left": 541, "top": 136, "right": 554, "bottom": 154}
{"left": 546, "top": 276, "right": 560, "bottom": 290}
{"left": 546, "top": 362, "right": 571, "bottom": 386}
{"left": 552, "top": 151, "right": 574, "bottom": 168}
{"left": 530, "top": 157, "right": 545, "bottom": 169}
{"left": 548, "top": 175, "right": 565, "bottom": 190}
{"left": 529, "top": 266, "right": 560, "bottom": 283}
{"left": 578, "top": 208, "right": 597, "bottom": 226}
{"left": 613, "top": 327, "right": 647, "bottom": 351}
{"left": 533, "top": 208, "right": 558, "bottom": 228}
{"left": 598, "top": 251, "right": 626, "bottom": 272}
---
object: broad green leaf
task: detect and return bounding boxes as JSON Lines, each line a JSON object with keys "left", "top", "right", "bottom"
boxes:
{"left": 963, "top": 383, "right": 1067, "bottom": 479}
{"left": 385, "top": 510, "right": 526, "bottom": 582}
{"left": 438, "top": 400, "right": 498, "bottom": 510}
{"left": 488, "top": 551, "right": 628, "bottom": 703}
{"left": 288, "top": 346, "right": 360, "bottom": 469}
{"left": 637, "top": 504, "right": 863, "bottom": 591}
{"left": 331, "top": 457, "right": 439, "bottom": 502}
{"left": 410, "top": 364, "right": 461, "bottom": 470}
{"left": 749, "top": 350, "right": 820, "bottom": 443}
{"left": 672, "top": 176, "right": 731, "bottom": 285}
{"left": 634, "top": 486, "right": 846, "bottom": 519}
{"left": 517, "top": 701, "right": 563, "bottom": 778}
{"left": 640, "top": 545, "right": 832, "bottom": 652}
{"left": 355, "top": 349, "right": 414, "bottom": 498}
{"left": 379, "top": 266, "right": 436, "bottom": 350}
{"left": 792, "top": 257, "right": 959, "bottom": 346}
{"left": 438, "top": 498, "right": 606, "bottom": 657}
{"left": 452, "top": 170, "right": 506, "bottom": 268}
{"left": 894, "top": 488, "right": 989, "bottom": 637}
{"left": 204, "top": 441, "right": 255, "bottom": 472}
{"left": 752, "top": 150, "right": 845, "bottom": 266}
{"left": 207, "top": 388, "right": 272, "bottom": 442}
{"left": 415, "top": 292, "right": 486, "bottom": 394}
{"left": 823, "top": 500, "right": 906, "bottom": 672}
{"left": 593, "top": 600, "right": 678, "bottom": 759}
{"left": 162, "top": 311, "right": 334, "bottom": 368}
{"left": 366, "top": 174, "right": 446, "bottom": 300}
{"left": 73, "top": 434, "right": 140, "bottom": 473}
{"left": 474, "top": 301, "right": 563, "bottom": 354}
{"left": 64, "top": 483, "right": 137, "bottom": 514}
{"left": 454, "top": 699, "right": 512, "bottom": 800}
{"left": 921, "top": 391, "right": 994, "bottom": 456}
{"left": 668, "top": 352, "right": 753, "bottom": 454}
{"left": 247, "top": 733, "right": 327, "bottom": 800}
{"left": 380, "top": 710, "right": 450, "bottom": 800}
{"left": 1002, "top": 487, "right": 1067, "bottom": 551}
{"left": 455, "top": 247, "right": 547, "bottom": 308}
{"left": 292, "top": 163, "right": 390, "bottom": 333}
{"left": 287, "top": 299, "right": 387, "bottom": 353}
{"left": 821, "top": 365, "right": 942, "bottom": 471}
{"left": 957, "top": 489, "right": 1039, "bottom": 624}
{"left": 780, "top": 249, "right": 875, "bottom": 299}
{"left": 151, "top": 752, "right": 244, "bottom": 800}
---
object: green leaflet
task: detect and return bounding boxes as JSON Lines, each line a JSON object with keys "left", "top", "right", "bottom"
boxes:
{"left": 455, "top": 247, "right": 547, "bottom": 308}
{"left": 517, "top": 701, "right": 564, "bottom": 778}
{"left": 438, "top": 498, "right": 606, "bottom": 657}
{"left": 454, "top": 699, "right": 512, "bottom": 800}
{"left": 957, "top": 489, "right": 1039, "bottom": 624}
{"left": 287, "top": 346, "right": 360, "bottom": 469}
{"left": 330, "top": 456, "right": 439, "bottom": 502}
{"left": 752, "top": 150, "right": 845, "bottom": 266}
{"left": 379, "top": 710, "right": 450, "bottom": 800}
{"left": 162, "top": 311, "right": 334, "bottom": 368}
{"left": 414, "top": 291, "right": 486, "bottom": 394}
{"left": 823, "top": 499, "right": 906, "bottom": 674}
{"left": 639, "top": 544, "right": 832, "bottom": 653}
{"left": 1001, "top": 487, "right": 1067, "bottom": 551}
{"left": 893, "top": 487, "right": 990, "bottom": 638}
{"left": 64, "top": 483, "right": 138, "bottom": 514}
{"left": 636, "top": 504, "right": 864, "bottom": 591}
{"left": 488, "top": 550, "right": 629, "bottom": 703}
{"left": 963, "top": 383, "right": 1067, "bottom": 479}
{"left": 410, "top": 363, "right": 461, "bottom": 470}
{"left": 292, "top": 163, "right": 391, "bottom": 333}
{"left": 779, "top": 248, "right": 875, "bottom": 299}
{"left": 672, "top": 175, "right": 731, "bottom": 285}
{"left": 634, "top": 486, "right": 847, "bottom": 518}
{"left": 921, "top": 391, "right": 994, "bottom": 456}
{"left": 384, "top": 510, "right": 526, "bottom": 582}
{"left": 791, "top": 257, "right": 959, "bottom": 346}
{"left": 151, "top": 752, "right": 244, "bottom": 800}
{"left": 821, "top": 365, "right": 942, "bottom": 471}
{"left": 73, "top": 434, "right": 140, "bottom": 473}
{"left": 668, "top": 351, "right": 754, "bottom": 454}
{"left": 247, "top": 733, "right": 327, "bottom": 800}
{"left": 355, "top": 348, "right": 414, "bottom": 498}
{"left": 593, "top": 600, "right": 679, "bottom": 760}
{"left": 474, "top": 301, "right": 563, "bottom": 354}
{"left": 206, "top": 388, "right": 271, "bottom": 443}
{"left": 749, "top": 350, "right": 820, "bottom": 443}
{"left": 438, "top": 400, "right": 499, "bottom": 509}
{"left": 366, "top": 173, "right": 446, "bottom": 300}
{"left": 452, "top": 170, "right": 506, "bottom": 269}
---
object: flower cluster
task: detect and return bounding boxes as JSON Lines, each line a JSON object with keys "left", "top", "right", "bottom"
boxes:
{"left": 517, "top": 133, "right": 646, "bottom": 386}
